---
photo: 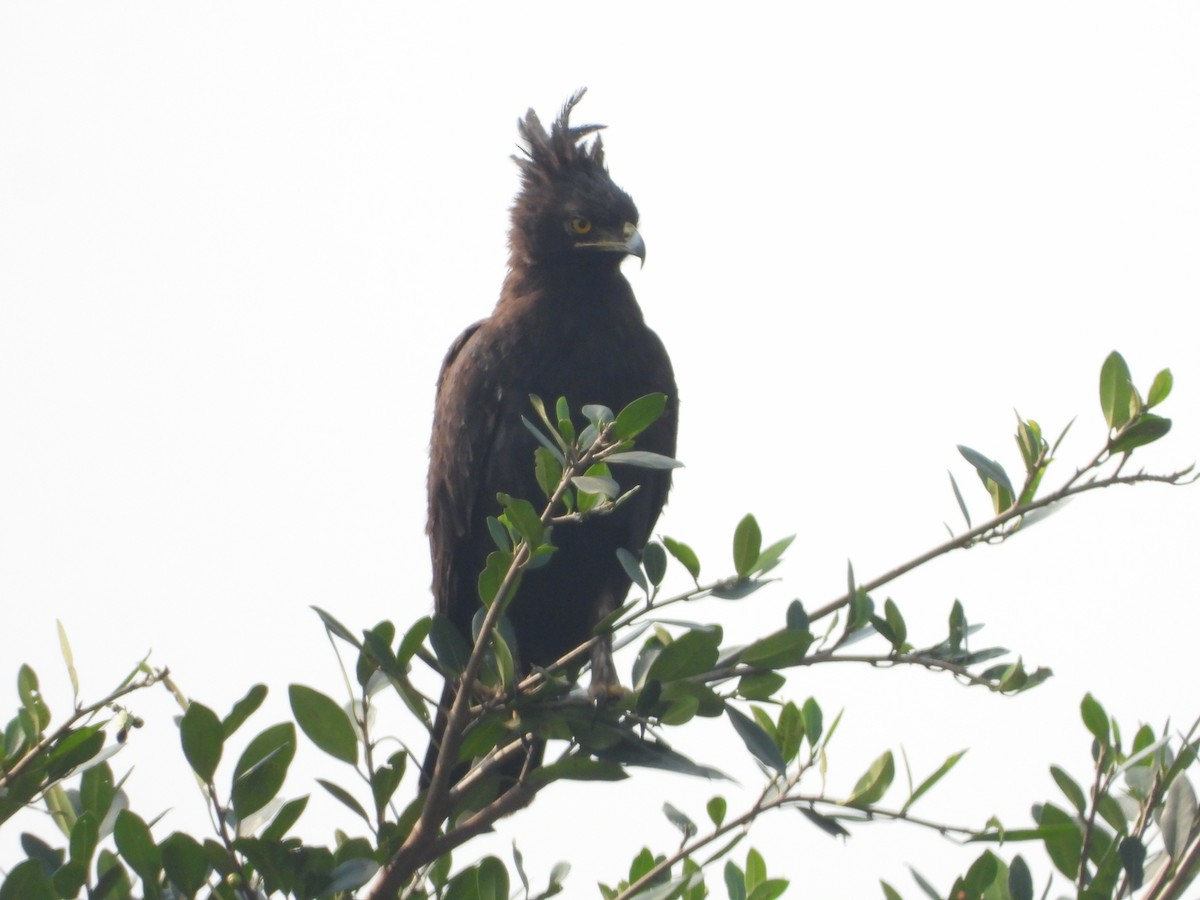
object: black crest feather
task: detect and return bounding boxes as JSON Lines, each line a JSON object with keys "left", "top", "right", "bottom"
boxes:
{"left": 514, "top": 87, "right": 606, "bottom": 183}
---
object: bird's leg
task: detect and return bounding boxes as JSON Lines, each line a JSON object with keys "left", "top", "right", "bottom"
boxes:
{"left": 588, "top": 588, "right": 625, "bottom": 702}
{"left": 588, "top": 633, "right": 622, "bottom": 702}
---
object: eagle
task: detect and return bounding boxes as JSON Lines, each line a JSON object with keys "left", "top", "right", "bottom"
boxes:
{"left": 422, "top": 89, "right": 678, "bottom": 790}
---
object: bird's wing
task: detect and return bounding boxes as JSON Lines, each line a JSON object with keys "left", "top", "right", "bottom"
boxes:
{"left": 427, "top": 318, "right": 507, "bottom": 620}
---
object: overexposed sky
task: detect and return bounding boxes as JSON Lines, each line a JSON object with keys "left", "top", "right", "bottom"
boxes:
{"left": 2, "top": 4, "right": 1198, "bottom": 896}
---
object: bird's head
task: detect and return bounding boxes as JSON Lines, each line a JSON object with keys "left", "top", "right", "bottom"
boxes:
{"left": 509, "top": 89, "right": 644, "bottom": 270}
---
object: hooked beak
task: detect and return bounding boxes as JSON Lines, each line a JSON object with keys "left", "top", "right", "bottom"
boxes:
{"left": 575, "top": 222, "right": 646, "bottom": 268}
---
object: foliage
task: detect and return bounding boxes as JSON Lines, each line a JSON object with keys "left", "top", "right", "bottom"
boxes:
{"left": 0, "top": 351, "right": 1195, "bottom": 899}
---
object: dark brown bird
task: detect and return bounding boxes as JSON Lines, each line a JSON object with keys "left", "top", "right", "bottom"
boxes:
{"left": 423, "top": 89, "right": 677, "bottom": 788}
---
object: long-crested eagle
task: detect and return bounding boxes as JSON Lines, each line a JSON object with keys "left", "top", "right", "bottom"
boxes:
{"left": 422, "top": 89, "right": 678, "bottom": 789}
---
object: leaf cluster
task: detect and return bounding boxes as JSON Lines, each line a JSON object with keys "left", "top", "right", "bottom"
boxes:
{"left": 0, "top": 352, "right": 1194, "bottom": 900}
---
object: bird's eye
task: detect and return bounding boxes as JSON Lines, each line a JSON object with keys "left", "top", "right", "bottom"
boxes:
{"left": 568, "top": 216, "right": 592, "bottom": 235}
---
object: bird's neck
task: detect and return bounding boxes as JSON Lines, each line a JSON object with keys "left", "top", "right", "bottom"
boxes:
{"left": 501, "top": 258, "right": 642, "bottom": 320}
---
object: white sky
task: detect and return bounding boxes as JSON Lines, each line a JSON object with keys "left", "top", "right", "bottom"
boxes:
{"left": 2, "top": 3, "right": 1198, "bottom": 897}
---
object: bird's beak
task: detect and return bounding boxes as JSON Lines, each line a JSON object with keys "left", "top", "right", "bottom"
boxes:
{"left": 575, "top": 222, "right": 646, "bottom": 267}
{"left": 623, "top": 224, "right": 646, "bottom": 268}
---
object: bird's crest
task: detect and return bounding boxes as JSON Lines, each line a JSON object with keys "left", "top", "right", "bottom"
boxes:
{"left": 514, "top": 88, "right": 607, "bottom": 183}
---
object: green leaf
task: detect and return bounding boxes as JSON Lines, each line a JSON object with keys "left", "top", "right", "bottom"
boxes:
{"left": 533, "top": 447, "right": 563, "bottom": 500}
{"left": 497, "top": 493, "right": 544, "bottom": 548}
{"left": 160, "top": 832, "right": 208, "bottom": 896}
{"left": 908, "top": 868, "right": 942, "bottom": 900}
{"left": 776, "top": 702, "right": 804, "bottom": 764}
{"left": 47, "top": 724, "right": 104, "bottom": 778}
{"left": 754, "top": 535, "right": 795, "bottom": 575}
{"left": 457, "top": 856, "right": 509, "bottom": 900}
{"left": 948, "top": 600, "right": 966, "bottom": 653}
{"left": 397, "top": 617, "right": 431, "bottom": 668}
{"left": 738, "top": 671, "right": 785, "bottom": 700}
{"left": 1081, "top": 693, "right": 1110, "bottom": 747}
{"left": 733, "top": 514, "right": 762, "bottom": 578}
{"left": 738, "top": 630, "right": 812, "bottom": 668}
{"left": 95, "top": 849, "right": 134, "bottom": 896}
{"left": 311, "top": 606, "right": 361, "bottom": 648}
{"left": 1118, "top": 837, "right": 1145, "bottom": 890}
{"left": 68, "top": 810, "right": 99, "bottom": 868}
{"left": 1050, "top": 765, "right": 1087, "bottom": 813}
{"left": 664, "top": 802, "right": 697, "bottom": 839}
{"left": 180, "top": 702, "right": 224, "bottom": 783}
{"left": 359, "top": 620, "right": 399, "bottom": 686}
{"left": 646, "top": 628, "right": 722, "bottom": 682}
{"left": 745, "top": 848, "right": 766, "bottom": 890}
{"left": 1100, "top": 350, "right": 1136, "bottom": 429}
{"left": 318, "top": 778, "right": 371, "bottom": 824}
{"left": 582, "top": 403, "right": 614, "bottom": 429}
{"left": 113, "top": 809, "right": 162, "bottom": 884}
{"left": 948, "top": 472, "right": 972, "bottom": 528}
{"left": 962, "top": 852, "right": 1000, "bottom": 896}
{"left": 1008, "top": 855, "right": 1034, "bottom": 900}
{"left": 477, "top": 549, "right": 516, "bottom": 607}
{"left": 521, "top": 414, "right": 566, "bottom": 462}
{"left": 1015, "top": 415, "right": 1045, "bottom": 471}
{"left": 491, "top": 624, "right": 516, "bottom": 690}
{"left": 17, "top": 664, "right": 49, "bottom": 733}
{"left": 572, "top": 474, "right": 619, "bottom": 499}
{"left": 662, "top": 536, "right": 701, "bottom": 580}
{"left": 556, "top": 398, "right": 577, "bottom": 446}
{"left": 1096, "top": 791, "right": 1127, "bottom": 834}
{"left": 528, "top": 393, "right": 553, "bottom": 434}
{"left": 56, "top": 620, "right": 79, "bottom": 700}
{"left": 1162, "top": 774, "right": 1197, "bottom": 861}
{"left": 882, "top": 599, "right": 906, "bottom": 649}
{"left": 22, "top": 834, "right": 63, "bottom": 873}
{"left": 725, "top": 861, "right": 747, "bottom": 900}
{"left": 747, "top": 879, "right": 789, "bottom": 900}
{"left": 711, "top": 579, "right": 767, "bottom": 600}
{"left": 605, "top": 450, "right": 683, "bottom": 469}
{"left": 726, "top": 704, "right": 786, "bottom": 775}
{"left": 52, "top": 860, "right": 87, "bottom": 898}
{"left": 230, "top": 723, "right": 296, "bottom": 819}
{"left": 222, "top": 683, "right": 268, "bottom": 738}
{"left": 1109, "top": 413, "right": 1171, "bottom": 454}
{"left": 957, "top": 445, "right": 1015, "bottom": 508}
{"left": 902, "top": 749, "right": 966, "bottom": 813}
{"left": 846, "top": 751, "right": 895, "bottom": 808}
{"left": 1037, "top": 804, "right": 1083, "bottom": 878}
{"left": 486, "top": 515, "right": 512, "bottom": 552}
{"left": 529, "top": 755, "right": 627, "bottom": 785}
{"left": 801, "top": 698, "right": 823, "bottom": 748}
{"left": 0, "top": 859, "right": 57, "bottom": 900}
{"left": 327, "top": 858, "right": 381, "bottom": 893}
{"left": 617, "top": 547, "right": 649, "bottom": 594}
{"left": 429, "top": 615, "right": 471, "bottom": 675}
{"left": 613, "top": 393, "right": 667, "bottom": 439}
{"left": 370, "top": 755, "right": 406, "bottom": 818}
{"left": 880, "top": 881, "right": 904, "bottom": 900}
{"left": 642, "top": 541, "right": 668, "bottom": 587}
{"left": 79, "top": 762, "right": 116, "bottom": 822}
{"left": 798, "top": 806, "right": 849, "bottom": 838}
{"left": 288, "top": 685, "right": 358, "bottom": 765}
{"left": 707, "top": 796, "right": 727, "bottom": 827}
{"left": 260, "top": 794, "right": 308, "bottom": 842}
{"left": 1147, "top": 368, "right": 1173, "bottom": 408}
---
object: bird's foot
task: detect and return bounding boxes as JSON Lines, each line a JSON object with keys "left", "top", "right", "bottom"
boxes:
{"left": 587, "top": 678, "right": 628, "bottom": 705}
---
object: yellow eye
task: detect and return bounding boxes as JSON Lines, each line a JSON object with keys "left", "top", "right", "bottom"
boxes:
{"left": 568, "top": 216, "right": 592, "bottom": 235}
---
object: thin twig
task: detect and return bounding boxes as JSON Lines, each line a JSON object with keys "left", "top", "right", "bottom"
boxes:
{"left": 808, "top": 467, "right": 1192, "bottom": 623}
